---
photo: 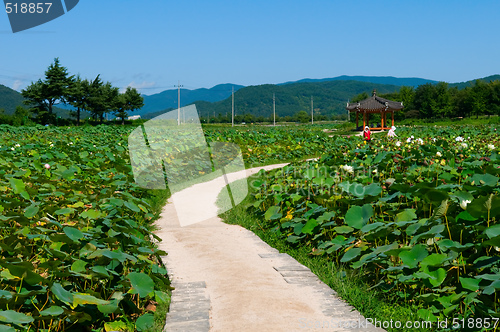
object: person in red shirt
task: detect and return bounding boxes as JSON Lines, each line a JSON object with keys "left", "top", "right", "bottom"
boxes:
{"left": 363, "top": 126, "right": 371, "bottom": 141}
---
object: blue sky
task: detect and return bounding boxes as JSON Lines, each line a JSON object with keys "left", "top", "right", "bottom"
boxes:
{"left": 0, "top": 0, "right": 498, "bottom": 95}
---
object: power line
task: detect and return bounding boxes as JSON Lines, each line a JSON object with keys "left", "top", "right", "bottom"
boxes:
{"left": 311, "top": 96, "right": 314, "bottom": 124}
{"left": 231, "top": 86, "right": 234, "bottom": 127}
{"left": 174, "top": 81, "right": 183, "bottom": 125}
{"left": 273, "top": 93, "right": 276, "bottom": 126}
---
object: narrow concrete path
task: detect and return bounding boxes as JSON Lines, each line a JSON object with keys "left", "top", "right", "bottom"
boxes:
{"left": 154, "top": 165, "right": 385, "bottom": 332}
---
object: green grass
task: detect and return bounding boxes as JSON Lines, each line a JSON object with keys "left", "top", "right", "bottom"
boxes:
{"left": 144, "top": 301, "right": 169, "bottom": 332}
{"left": 218, "top": 178, "right": 435, "bottom": 332}
{"left": 391, "top": 115, "right": 500, "bottom": 127}
{"left": 141, "top": 188, "right": 173, "bottom": 332}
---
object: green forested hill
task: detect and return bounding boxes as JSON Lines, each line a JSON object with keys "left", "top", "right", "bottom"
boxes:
{"left": 145, "top": 80, "right": 401, "bottom": 119}
{"left": 0, "top": 84, "right": 77, "bottom": 119}
{"left": 138, "top": 83, "right": 245, "bottom": 116}
{"left": 280, "top": 75, "right": 437, "bottom": 87}
{"left": 0, "top": 84, "right": 25, "bottom": 114}
{"left": 450, "top": 75, "right": 500, "bottom": 89}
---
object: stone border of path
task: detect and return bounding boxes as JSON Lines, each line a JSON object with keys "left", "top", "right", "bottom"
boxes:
{"left": 163, "top": 278, "right": 211, "bottom": 332}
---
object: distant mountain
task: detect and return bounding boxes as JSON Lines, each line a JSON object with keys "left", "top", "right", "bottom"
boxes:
{"left": 138, "top": 83, "right": 245, "bottom": 116}
{"left": 280, "top": 75, "right": 438, "bottom": 87}
{"left": 449, "top": 74, "right": 500, "bottom": 89}
{"left": 140, "top": 76, "right": 436, "bottom": 116}
{"left": 0, "top": 84, "right": 74, "bottom": 118}
{"left": 3, "top": 74, "right": 500, "bottom": 121}
{"left": 144, "top": 80, "right": 402, "bottom": 119}
{"left": 0, "top": 84, "right": 25, "bottom": 115}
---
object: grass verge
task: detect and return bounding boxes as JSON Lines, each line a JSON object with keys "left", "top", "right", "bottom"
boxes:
{"left": 140, "top": 187, "right": 172, "bottom": 332}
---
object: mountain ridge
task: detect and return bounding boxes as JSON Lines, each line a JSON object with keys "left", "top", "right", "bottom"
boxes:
{"left": 2, "top": 74, "right": 500, "bottom": 119}
{"left": 138, "top": 83, "right": 245, "bottom": 116}
{"left": 279, "top": 75, "right": 438, "bottom": 87}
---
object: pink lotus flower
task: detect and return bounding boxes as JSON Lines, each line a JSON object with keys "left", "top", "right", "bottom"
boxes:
{"left": 44, "top": 164, "right": 50, "bottom": 169}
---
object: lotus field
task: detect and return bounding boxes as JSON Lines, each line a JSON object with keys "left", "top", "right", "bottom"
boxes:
{"left": 0, "top": 125, "right": 171, "bottom": 331}
{"left": 1, "top": 123, "right": 499, "bottom": 330}
{"left": 247, "top": 125, "right": 500, "bottom": 327}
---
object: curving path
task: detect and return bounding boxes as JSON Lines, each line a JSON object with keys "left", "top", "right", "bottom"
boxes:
{"left": 154, "top": 164, "right": 385, "bottom": 332}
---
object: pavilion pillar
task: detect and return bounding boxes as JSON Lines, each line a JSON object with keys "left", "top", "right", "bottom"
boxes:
{"left": 381, "top": 111, "right": 385, "bottom": 129}
{"left": 363, "top": 111, "right": 366, "bottom": 129}
{"left": 391, "top": 111, "right": 394, "bottom": 127}
{"left": 356, "top": 111, "right": 359, "bottom": 129}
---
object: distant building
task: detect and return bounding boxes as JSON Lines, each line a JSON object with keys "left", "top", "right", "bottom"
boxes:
{"left": 114, "top": 115, "right": 141, "bottom": 121}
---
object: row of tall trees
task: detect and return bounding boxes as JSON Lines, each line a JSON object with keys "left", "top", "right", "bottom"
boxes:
{"left": 199, "top": 110, "right": 330, "bottom": 124}
{"left": 376, "top": 80, "right": 500, "bottom": 120}
{"left": 21, "top": 58, "right": 143, "bottom": 125}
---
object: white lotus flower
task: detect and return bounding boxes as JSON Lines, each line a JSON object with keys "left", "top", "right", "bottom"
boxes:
{"left": 488, "top": 144, "right": 495, "bottom": 150}
{"left": 461, "top": 143, "right": 468, "bottom": 149}
{"left": 342, "top": 165, "right": 354, "bottom": 174}
{"left": 396, "top": 141, "right": 401, "bottom": 147}
{"left": 436, "top": 151, "right": 442, "bottom": 157}
{"left": 456, "top": 136, "right": 464, "bottom": 142}
{"left": 416, "top": 138, "right": 424, "bottom": 145}
{"left": 406, "top": 137, "right": 412, "bottom": 143}
{"left": 460, "top": 200, "right": 471, "bottom": 210}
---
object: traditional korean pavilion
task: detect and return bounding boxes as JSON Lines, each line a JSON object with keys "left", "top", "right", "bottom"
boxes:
{"left": 346, "top": 90, "right": 404, "bottom": 130}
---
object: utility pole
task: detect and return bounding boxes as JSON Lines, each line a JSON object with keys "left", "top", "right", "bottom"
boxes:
{"left": 311, "top": 96, "right": 314, "bottom": 124}
{"left": 175, "top": 81, "right": 183, "bottom": 125}
{"left": 347, "top": 100, "right": 350, "bottom": 122}
{"left": 232, "top": 86, "right": 234, "bottom": 127}
{"left": 273, "top": 93, "right": 276, "bottom": 126}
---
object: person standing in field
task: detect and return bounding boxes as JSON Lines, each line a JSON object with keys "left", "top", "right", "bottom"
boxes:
{"left": 364, "top": 126, "right": 371, "bottom": 142}
{"left": 387, "top": 126, "right": 397, "bottom": 138}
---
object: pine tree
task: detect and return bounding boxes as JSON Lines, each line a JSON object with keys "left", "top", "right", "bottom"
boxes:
{"left": 21, "top": 58, "right": 72, "bottom": 124}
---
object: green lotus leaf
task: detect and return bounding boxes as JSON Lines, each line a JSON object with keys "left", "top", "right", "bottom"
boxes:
{"left": 399, "top": 244, "right": 428, "bottom": 269}
{"left": 39, "top": 305, "right": 64, "bottom": 316}
{"left": 136, "top": 313, "right": 155, "bottom": 331}
{"left": 51, "top": 283, "right": 73, "bottom": 305}
{"left": 127, "top": 272, "right": 155, "bottom": 298}
{"left": 345, "top": 204, "right": 373, "bottom": 229}
{"left": 340, "top": 247, "right": 362, "bottom": 263}
{"left": 265, "top": 206, "right": 282, "bottom": 220}
{"left": 0, "top": 310, "right": 34, "bottom": 324}
{"left": 63, "top": 227, "right": 84, "bottom": 242}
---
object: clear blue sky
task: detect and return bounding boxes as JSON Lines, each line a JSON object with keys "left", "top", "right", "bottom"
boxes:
{"left": 0, "top": 0, "right": 498, "bottom": 95}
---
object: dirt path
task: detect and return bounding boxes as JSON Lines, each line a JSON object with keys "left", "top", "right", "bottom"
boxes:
{"left": 154, "top": 165, "right": 385, "bottom": 332}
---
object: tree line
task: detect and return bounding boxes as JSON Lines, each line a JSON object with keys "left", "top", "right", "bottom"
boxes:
{"left": 198, "top": 110, "right": 332, "bottom": 124}
{"left": 19, "top": 58, "right": 144, "bottom": 125}
{"left": 353, "top": 80, "right": 500, "bottom": 121}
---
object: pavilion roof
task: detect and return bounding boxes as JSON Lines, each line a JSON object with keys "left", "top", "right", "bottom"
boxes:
{"left": 346, "top": 90, "right": 403, "bottom": 112}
